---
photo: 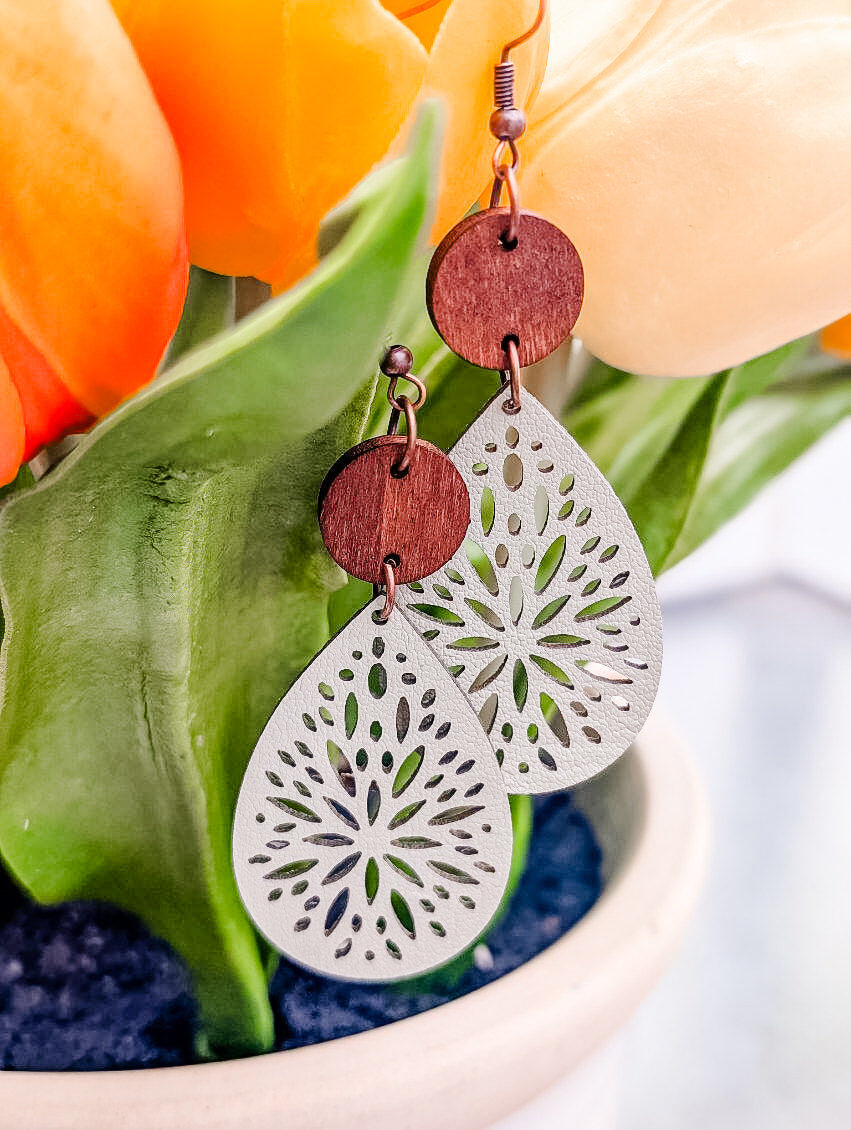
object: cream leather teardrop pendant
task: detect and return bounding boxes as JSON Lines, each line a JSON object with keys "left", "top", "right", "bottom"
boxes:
{"left": 400, "top": 388, "right": 663, "bottom": 793}
{"left": 233, "top": 597, "right": 513, "bottom": 982}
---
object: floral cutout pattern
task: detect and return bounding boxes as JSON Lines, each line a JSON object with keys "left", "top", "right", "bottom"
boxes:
{"left": 401, "top": 389, "right": 663, "bottom": 793}
{"left": 233, "top": 599, "right": 512, "bottom": 982}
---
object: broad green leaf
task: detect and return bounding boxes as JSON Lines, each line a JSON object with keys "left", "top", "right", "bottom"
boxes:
{"left": 667, "top": 374, "right": 851, "bottom": 567}
{"left": 0, "top": 103, "right": 442, "bottom": 1056}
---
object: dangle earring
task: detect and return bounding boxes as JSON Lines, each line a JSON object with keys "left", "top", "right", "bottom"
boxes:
{"left": 399, "top": 0, "right": 663, "bottom": 794}
{"left": 233, "top": 347, "right": 513, "bottom": 980}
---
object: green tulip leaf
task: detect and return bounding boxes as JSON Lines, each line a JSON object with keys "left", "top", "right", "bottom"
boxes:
{"left": 667, "top": 372, "right": 851, "bottom": 568}
{"left": 566, "top": 339, "right": 829, "bottom": 575}
{"left": 0, "top": 103, "right": 442, "bottom": 1057}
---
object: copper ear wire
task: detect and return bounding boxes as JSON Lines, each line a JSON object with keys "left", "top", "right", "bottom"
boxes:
{"left": 488, "top": 1, "right": 547, "bottom": 245}
{"left": 500, "top": 0, "right": 547, "bottom": 62}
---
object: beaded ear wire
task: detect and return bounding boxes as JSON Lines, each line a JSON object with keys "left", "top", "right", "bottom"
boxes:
{"left": 399, "top": 0, "right": 663, "bottom": 794}
{"left": 232, "top": 347, "right": 512, "bottom": 981}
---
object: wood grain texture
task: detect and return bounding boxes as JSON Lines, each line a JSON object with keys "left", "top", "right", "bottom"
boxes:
{"left": 318, "top": 435, "right": 470, "bottom": 584}
{"left": 427, "top": 208, "right": 584, "bottom": 370}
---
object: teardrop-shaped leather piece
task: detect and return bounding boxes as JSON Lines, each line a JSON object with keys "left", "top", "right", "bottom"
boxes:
{"left": 400, "top": 388, "right": 663, "bottom": 793}
{"left": 233, "top": 597, "right": 512, "bottom": 981}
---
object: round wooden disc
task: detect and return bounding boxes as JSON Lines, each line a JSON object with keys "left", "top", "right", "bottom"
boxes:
{"left": 318, "top": 435, "right": 470, "bottom": 585}
{"left": 427, "top": 208, "right": 584, "bottom": 370}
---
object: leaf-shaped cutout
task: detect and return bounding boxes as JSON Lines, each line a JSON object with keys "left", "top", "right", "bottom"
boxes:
{"left": 391, "top": 889, "right": 416, "bottom": 938}
{"left": 322, "top": 852, "right": 362, "bottom": 885}
{"left": 529, "top": 655, "right": 574, "bottom": 689}
{"left": 534, "top": 486, "right": 549, "bottom": 535}
{"left": 384, "top": 855, "right": 424, "bottom": 888}
{"left": 559, "top": 473, "right": 574, "bottom": 495}
{"left": 449, "top": 637, "right": 500, "bottom": 651}
{"left": 479, "top": 693, "right": 499, "bottom": 734}
{"left": 480, "top": 487, "right": 495, "bottom": 536}
{"left": 427, "top": 861, "right": 479, "bottom": 885}
{"left": 324, "top": 888, "right": 349, "bottom": 935}
{"left": 368, "top": 663, "right": 387, "bottom": 698}
{"left": 464, "top": 599, "right": 504, "bottom": 631}
{"left": 265, "top": 771, "right": 284, "bottom": 787}
{"left": 535, "top": 535, "right": 566, "bottom": 594}
{"left": 267, "top": 798, "right": 321, "bottom": 822}
{"left": 396, "top": 697, "right": 410, "bottom": 743}
{"left": 408, "top": 603, "right": 465, "bottom": 626}
{"left": 367, "top": 780, "right": 381, "bottom": 826}
{"left": 531, "top": 595, "right": 570, "bottom": 630}
{"left": 327, "top": 741, "right": 356, "bottom": 797}
{"left": 540, "top": 693, "right": 570, "bottom": 747}
{"left": 388, "top": 799, "right": 427, "bottom": 830}
{"left": 538, "top": 749, "right": 558, "bottom": 772}
{"left": 503, "top": 453, "right": 523, "bottom": 491}
{"left": 428, "top": 805, "right": 485, "bottom": 826}
{"left": 558, "top": 499, "right": 575, "bottom": 519}
{"left": 392, "top": 747, "right": 424, "bottom": 798}
{"left": 468, "top": 654, "right": 508, "bottom": 694}
{"left": 509, "top": 576, "right": 524, "bottom": 625}
{"left": 264, "top": 859, "right": 318, "bottom": 881}
{"left": 513, "top": 659, "right": 528, "bottom": 711}
{"left": 574, "top": 595, "right": 632, "bottom": 621}
{"left": 464, "top": 540, "right": 499, "bottom": 596}
{"left": 345, "top": 693, "right": 358, "bottom": 740}
{"left": 323, "top": 796, "right": 360, "bottom": 830}
{"left": 364, "top": 857, "right": 379, "bottom": 904}
{"left": 303, "top": 833, "right": 354, "bottom": 847}
{"left": 575, "top": 660, "right": 633, "bottom": 685}
{"left": 536, "top": 634, "right": 590, "bottom": 649}
{"left": 390, "top": 836, "right": 441, "bottom": 849}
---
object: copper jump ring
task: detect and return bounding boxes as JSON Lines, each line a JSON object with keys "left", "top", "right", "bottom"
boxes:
{"left": 386, "top": 372, "right": 427, "bottom": 412}
{"left": 490, "top": 162, "right": 521, "bottom": 246}
{"left": 502, "top": 337, "right": 522, "bottom": 414}
{"left": 392, "top": 396, "right": 419, "bottom": 476}
{"left": 375, "top": 557, "right": 397, "bottom": 622}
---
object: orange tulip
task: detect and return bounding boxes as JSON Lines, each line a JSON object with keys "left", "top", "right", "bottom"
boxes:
{"left": 821, "top": 314, "right": 851, "bottom": 359}
{"left": 109, "top": 0, "right": 548, "bottom": 290}
{"left": 0, "top": 0, "right": 187, "bottom": 485}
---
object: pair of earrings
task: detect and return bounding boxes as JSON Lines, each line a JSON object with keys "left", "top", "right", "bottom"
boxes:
{"left": 232, "top": 3, "right": 663, "bottom": 982}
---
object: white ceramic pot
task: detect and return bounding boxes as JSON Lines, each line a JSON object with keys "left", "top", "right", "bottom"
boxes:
{"left": 0, "top": 710, "right": 708, "bottom": 1130}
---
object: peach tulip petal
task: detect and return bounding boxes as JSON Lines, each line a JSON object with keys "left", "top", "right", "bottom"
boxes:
{"left": 525, "top": 1, "right": 851, "bottom": 375}
{"left": 112, "top": 1, "right": 428, "bottom": 288}
{"left": 0, "top": 359, "right": 25, "bottom": 486}
{"left": 534, "top": 1, "right": 663, "bottom": 121}
{"left": 0, "top": 0, "right": 187, "bottom": 416}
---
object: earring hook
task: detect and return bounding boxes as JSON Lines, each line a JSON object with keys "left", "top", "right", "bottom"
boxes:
{"left": 500, "top": 0, "right": 547, "bottom": 63}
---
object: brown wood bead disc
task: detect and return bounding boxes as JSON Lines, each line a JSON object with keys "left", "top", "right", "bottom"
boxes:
{"left": 427, "top": 208, "right": 584, "bottom": 370}
{"left": 318, "top": 435, "right": 470, "bottom": 585}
